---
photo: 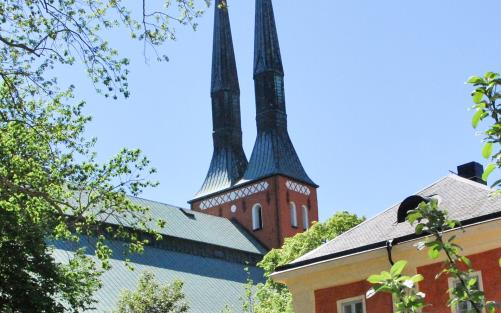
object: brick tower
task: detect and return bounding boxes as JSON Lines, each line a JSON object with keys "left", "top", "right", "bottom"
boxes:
{"left": 190, "top": 0, "right": 318, "bottom": 249}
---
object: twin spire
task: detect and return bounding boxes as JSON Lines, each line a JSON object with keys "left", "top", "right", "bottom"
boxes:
{"left": 194, "top": 0, "right": 315, "bottom": 199}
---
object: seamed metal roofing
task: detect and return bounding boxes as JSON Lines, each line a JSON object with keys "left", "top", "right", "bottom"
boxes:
{"left": 126, "top": 197, "right": 267, "bottom": 255}
{"left": 287, "top": 174, "right": 501, "bottom": 268}
{"left": 54, "top": 239, "right": 263, "bottom": 313}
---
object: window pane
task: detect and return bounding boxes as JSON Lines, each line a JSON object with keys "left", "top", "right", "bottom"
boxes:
{"left": 355, "top": 302, "right": 363, "bottom": 313}
{"left": 343, "top": 304, "right": 353, "bottom": 313}
{"left": 458, "top": 301, "right": 469, "bottom": 313}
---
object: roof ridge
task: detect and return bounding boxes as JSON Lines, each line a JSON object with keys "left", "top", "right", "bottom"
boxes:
{"left": 128, "top": 195, "right": 235, "bottom": 222}
{"left": 447, "top": 172, "right": 493, "bottom": 191}
{"left": 128, "top": 195, "right": 186, "bottom": 209}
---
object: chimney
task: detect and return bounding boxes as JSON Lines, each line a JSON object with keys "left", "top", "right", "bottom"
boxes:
{"left": 457, "top": 162, "right": 486, "bottom": 185}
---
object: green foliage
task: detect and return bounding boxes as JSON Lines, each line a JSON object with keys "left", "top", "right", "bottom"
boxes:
{"left": 114, "top": 271, "right": 189, "bottom": 313}
{"left": 252, "top": 212, "right": 365, "bottom": 313}
{"left": 0, "top": 0, "right": 209, "bottom": 101}
{"left": 368, "top": 200, "right": 499, "bottom": 313}
{"left": 467, "top": 72, "right": 501, "bottom": 189}
{"left": 1, "top": 0, "right": 208, "bottom": 311}
{"left": 367, "top": 261, "right": 425, "bottom": 313}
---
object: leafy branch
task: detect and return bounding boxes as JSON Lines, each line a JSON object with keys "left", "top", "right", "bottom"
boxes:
{"left": 468, "top": 72, "right": 501, "bottom": 190}
{"left": 367, "top": 199, "right": 499, "bottom": 313}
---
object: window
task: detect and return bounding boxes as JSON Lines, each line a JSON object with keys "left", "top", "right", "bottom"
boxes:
{"left": 302, "top": 205, "right": 309, "bottom": 229}
{"left": 290, "top": 202, "right": 297, "bottom": 227}
{"left": 337, "top": 296, "right": 366, "bottom": 313}
{"left": 448, "top": 272, "right": 484, "bottom": 313}
{"left": 252, "top": 204, "right": 263, "bottom": 230}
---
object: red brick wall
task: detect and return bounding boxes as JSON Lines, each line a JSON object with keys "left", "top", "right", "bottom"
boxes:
{"left": 190, "top": 175, "right": 318, "bottom": 249}
{"left": 314, "top": 247, "right": 501, "bottom": 313}
{"left": 417, "top": 247, "right": 501, "bottom": 313}
{"left": 314, "top": 280, "right": 393, "bottom": 313}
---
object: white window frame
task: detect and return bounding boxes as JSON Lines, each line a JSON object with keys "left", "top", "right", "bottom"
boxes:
{"left": 290, "top": 202, "right": 298, "bottom": 227}
{"left": 336, "top": 295, "right": 367, "bottom": 313}
{"left": 302, "top": 205, "right": 309, "bottom": 230}
{"left": 252, "top": 203, "right": 263, "bottom": 231}
{"left": 448, "top": 271, "right": 485, "bottom": 313}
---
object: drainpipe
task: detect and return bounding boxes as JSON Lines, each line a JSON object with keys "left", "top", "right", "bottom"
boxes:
{"left": 386, "top": 239, "right": 395, "bottom": 266}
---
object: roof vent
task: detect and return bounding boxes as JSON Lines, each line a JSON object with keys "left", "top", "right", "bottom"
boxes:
{"left": 457, "top": 162, "right": 486, "bottom": 185}
{"left": 397, "top": 195, "right": 431, "bottom": 223}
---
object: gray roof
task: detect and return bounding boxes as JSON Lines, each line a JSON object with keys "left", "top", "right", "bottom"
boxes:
{"left": 291, "top": 174, "right": 501, "bottom": 266}
{"left": 127, "top": 197, "right": 267, "bottom": 255}
{"left": 54, "top": 239, "right": 263, "bottom": 313}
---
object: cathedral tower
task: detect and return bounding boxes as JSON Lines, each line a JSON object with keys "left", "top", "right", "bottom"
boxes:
{"left": 190, "top": 0, "right": 318, "bottom": 250}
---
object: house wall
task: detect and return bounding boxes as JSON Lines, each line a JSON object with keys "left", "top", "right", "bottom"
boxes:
{"left": 418, "top": 247, "right": 501, "bottom": 313}
{"left": 312, "top": 246, "right": 501, "bottom": 313}
{"left": 315, "top": 280, "right": 392, "bottom": 313}
{"left": 190, "top": 175, "right": 318, "bottom": 249}
{"left": 272, "top": 219, "right": 501, "bottom": 313}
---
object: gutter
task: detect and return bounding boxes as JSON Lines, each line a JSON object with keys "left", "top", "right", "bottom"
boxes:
{"left": 275, "top": 210, "right": 501, "bottom": 272}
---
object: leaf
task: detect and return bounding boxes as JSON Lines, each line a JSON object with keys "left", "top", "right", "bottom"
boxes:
{"left": 467, "top": 76, "right": 484, "bottom": 85}
{"left": 460, "top": 256, "right": 472, "bottom": 268}
{"left": 482, "top": 163, "right": 496, "bottom": 181}
{"left": 366, "top": 288, "right": 376, "bottom": 299}
{"left": 484, "top": 72, "right": 498, "bottom": 80}
{"left": 367, "top": 274, "right": 384, "bottom": 284}
{"left": 471, "top": 109, "right": 484, "bottom": 128}
{"left": 499, "top": 258, "right": 501, "bottom": 268}
{"left": 415, "top": 223, "right": 424, "bottom": 235}
{"left": 410, "top": 274, "right": 424, "bottom": 283}
{"left": 390, "top": 260, "right": 408, "bottom": 277}
{"left": 428, "top": 246, "right": 440, "bottom": 259}
{"left": 472, "top": 91, "right": 484, "bottom": 104}
{"left": 482, "top": 142, "right": 493, "bottom": 159}
{"left": 490, "top": 179, "right": 501, "bottom": 188}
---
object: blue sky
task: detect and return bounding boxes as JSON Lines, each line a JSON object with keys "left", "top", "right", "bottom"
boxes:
{"left": 65, "top": 0, "right": 501, "bottom": 221}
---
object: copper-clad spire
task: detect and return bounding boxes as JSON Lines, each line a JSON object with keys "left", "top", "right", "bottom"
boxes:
{"left": 194, "top": 1, "right": 248, "bottom": 198}
{"left": 243, "top": 0, "right": 316, "bottom": 187}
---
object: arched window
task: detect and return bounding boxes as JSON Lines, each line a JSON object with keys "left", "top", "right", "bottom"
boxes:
{"left": 290, "top": 202, "right": 298, "bottom": 227}
{"left": 252, "top": 204, "right": 263, "bottom": 230}
{"left": 302, "top": 205, "right": 309, "bottom": 230}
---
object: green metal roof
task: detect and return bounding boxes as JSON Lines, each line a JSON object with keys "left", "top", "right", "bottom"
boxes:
{"left": 126, "top": 197, "right": 267, "bottom": 255}
{"left": 54, "top": 239, "right": 264, "bottom": 313}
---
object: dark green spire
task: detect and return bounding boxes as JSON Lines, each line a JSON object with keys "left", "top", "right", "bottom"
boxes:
{"left": 195, "top": 1, "right": 248, "bottom": 199}
{"left": 243, "top": 0, "right": 316, "bottom": 187}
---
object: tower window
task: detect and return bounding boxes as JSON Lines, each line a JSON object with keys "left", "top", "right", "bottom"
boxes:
{"left": 302, "top": 205, "right": 309, "bottom": 230}
{"left": 252, "top": 204, "right": 263, "bottom": 231}
{"left": 290, "top": 202, "right": 297, "bottom": 227}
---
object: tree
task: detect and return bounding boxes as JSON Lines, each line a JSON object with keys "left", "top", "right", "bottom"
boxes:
{"left": 0, "top": 0, "right": 208, "bottom": 311}
{"left": 114, "top": 271, "right": 189, "bottom": 313}
{"left": 249, "top": 212, "right": 365, "bottom": 313}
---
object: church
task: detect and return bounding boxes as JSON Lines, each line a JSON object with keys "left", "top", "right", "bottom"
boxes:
{"left": 54, "top": 0, "right": 318, "bottom": 311}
